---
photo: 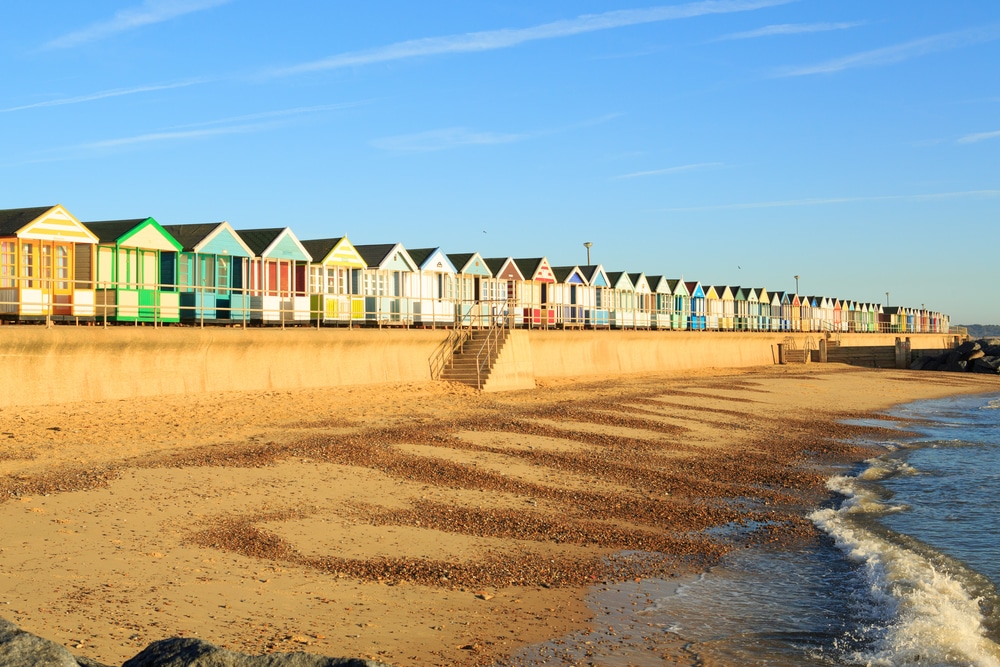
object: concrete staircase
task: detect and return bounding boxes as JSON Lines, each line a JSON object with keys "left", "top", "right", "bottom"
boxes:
{"left": 441, "top": 328, "right": 510, "bottom": 389}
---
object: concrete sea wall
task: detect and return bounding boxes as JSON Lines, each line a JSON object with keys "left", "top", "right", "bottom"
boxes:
{"left": 1, "top": 326, "right": 957, "bottom": 407}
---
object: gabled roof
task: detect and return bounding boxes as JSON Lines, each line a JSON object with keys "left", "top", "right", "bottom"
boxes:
{"left": 0, "top": 206, "right": 56, "bottom": 235}
{"left": 407, "top": 247, "right": 457, "bottom": 273}
{"left": 629, "top": 272, "right": 650, "bottom": 292}
{"left": 513, "top": 257, "right": 555, "bottom": 282}
{"left": 447, "top": 252, "right": 492, "bottom": 276}
{"left": 646, "top": 275, "right": 671, "bottom": 293}
{"left": 85, "top": 217, "right": 182, "bottom": 251}
{"left": 162, "top": 222, "right": 255, "bottom": 256}
{"left": 667, "top": 279, "right": 688, "bottom": 296}
{"left": 0, "top": 205, "right": 98, "bottom": 243}
{"left": 483, "top": 257, "right": 524, "bottom": 281}
{"left": 551, "top": 265, "right": 587, "bottom": 284}
{"left": 579, "top": 264, "right": 609, "bottom": 287}
{"left": 607, "top": 271, "right": 635, "bottom": 290}
{"left": 355, "top": 242, "right": 416, "bottom": 271}
{"left": 85, "top": 219, "right": 150, "bottom": 243}
{"left": 300, "top": 237, "right": 343, "bottom": 262}
{"left": 684, "top": 281, "right": 703, "bottom": 296}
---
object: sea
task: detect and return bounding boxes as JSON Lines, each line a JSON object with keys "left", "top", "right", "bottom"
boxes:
{"left": 509, "top": 392, "right": 1000, "bottom": 666}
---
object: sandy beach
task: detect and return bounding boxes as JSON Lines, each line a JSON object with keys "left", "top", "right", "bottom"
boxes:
{"left": 1, "top": 365, "right": 998, "bottom": 666}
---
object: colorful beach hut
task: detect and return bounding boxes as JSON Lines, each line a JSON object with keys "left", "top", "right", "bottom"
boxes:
{"left": 85, "top": 218, "right": 182, "bottom": 323}
{"left": 236, "top": 227, "right": 312, "bottom": 324}
{"left": 685, "top": 281, "right": 706, "bottom": 330}
{"left": 484, "top": 257, "right": 525, "bottom": 326}
{"left": 513, "top": 257, "right": 556, "bottom": 327}
{"left": 647, "top": 276, "right": 673, "bottom": 330}
{"left": 606, "top": 271, "right": 637, "bottom": 329}
{"left": 300, "top": 236, "right": 366, "bottom": 324}
{"left": 551, "top": 265, "right": 589, "bottom": 328}
{"left": 354, "top": 243, "right": 417, "bottom": 325}
{"left": 0, "top": 205, "right": 98, "bottom": 320}
{"left": 407, "top": 247, "right": 458, "bottom": 327}
{"left": 581, "top": 265, "right": 610, "bottom": 328}
{"left": 629, "top": 273, "right": 653, "bottom": 329}
{"left": 448, "top": 252, "right": 503, "bottom": 327}
{"left": 668, "top": 280, "right": 689, "bottom": 330}
{"left": 161, "top": 222, "right": 254, "bottom": 323}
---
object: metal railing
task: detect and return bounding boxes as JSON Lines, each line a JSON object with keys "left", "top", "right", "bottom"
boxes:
{"left": 471, "top": 300, "right": 515, "bottom": 389}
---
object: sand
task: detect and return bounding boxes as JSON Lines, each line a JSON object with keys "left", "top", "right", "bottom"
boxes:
{"left": 1, "top": 365, "right": 998, "bottom": 666}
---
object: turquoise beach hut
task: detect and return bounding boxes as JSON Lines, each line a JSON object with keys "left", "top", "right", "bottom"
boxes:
{"left": 162, "top": 222, "right": 254, "bottom": 323}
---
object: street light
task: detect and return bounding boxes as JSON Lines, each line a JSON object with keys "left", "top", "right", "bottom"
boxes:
{"left": 794, "top": 275, "right": 800, "bottom": 295}
{"left": 886, "top": 291, "right": 890, "bottom": 306}
{"left": 584, "top": 241, "right": 593, "bottom": 265}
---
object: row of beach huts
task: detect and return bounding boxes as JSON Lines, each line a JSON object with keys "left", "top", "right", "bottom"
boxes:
{"left": 0, "top": 205, "right": 949, "bottom": 334}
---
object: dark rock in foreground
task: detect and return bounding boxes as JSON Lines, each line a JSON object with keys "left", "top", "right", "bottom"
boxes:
{"left": 911, "top": 338, "right": 1000, "bottom": 375}
{"left": 1, "top": 618, "right": 391, "bottom": 667}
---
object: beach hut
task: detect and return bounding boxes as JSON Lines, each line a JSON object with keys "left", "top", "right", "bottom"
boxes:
{"left": 355, "top": 243, "right": 418, "bottom": 325}
{"left": 734, "top": 287, "right": 750, "bottom": 331}
{"left": 300, "top": 236, "right": 366, "bottom": 324}
{"left": 647, "top": 276, "right": 673, "bottom": 330}
{"left": 513, "top": 257, "right": 557, "bottom": 328}
{"left": 685, "top": 281, "right": 705, "bottom": 330}
{"left": 579, "top": 264, "right": 610, "bottom": 328}
{"left": 768, "top": 291, "right": 783, "bottom": 331}
{"left": 551, "top": 265, "right": 589, "bottom": 328}
{"left": 832, "top": 298, "right": 843, "bottom": 332}
{"left": 448, "top": 252, "right": 503, "bottom": 327}
{"left": 407, "top": 247, "right": 458, "bottom": 327}
{"left": 236, "top": 227, "right": 312, "bottom": 324}
{"left": 607, "top": 271, "right": 636, "bottom": 329}
{"left": 161, "top": 222, "right": 254, "bottom": 323}
{"left": 0, "top": 205, "right": 98, "bottom": 321}
{"left": 753, "top": 288, "right": 768, "bottom": 331}
{"left": 85, "top": 218, "right": 182, "bottom": 323}
{"left": 629, "top": 273, "right": 653, "bottom": 329}
{"left": 484, "top": 257, "right": 525, "bottom": 327}
{"left": 668, "top": 280, "right": 690, "bottom": 330}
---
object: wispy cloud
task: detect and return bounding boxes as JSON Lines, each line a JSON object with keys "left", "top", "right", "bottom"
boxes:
{"left": 663, "top": 189, "right": 1000, "bottom": 211}
{"left": 264, "top": 0, "right": 793, "bottom": 77}
{"left": 714, "top": 21, "right": 862, "bottom": 41}
{"left": 373, "top": 113, "right": 621, "bottom": 153}
{"left": 372, "top": 128, "right": 527, "bottom": 152}
{"left": 614, "top": 162, "right": 724, "bottom": 180}
{"left": 958, "top": 129, "right": 1000, "bottom": 144}
{"left": 775, "top": 24, "right": 1000, "bottom": 77}
{"left": 42, "top": 0, "right": 232, "bottom": 50}
{"left": 44, "top": 103, "right": 354, "bottom": 154}
{"left": 0, "top": 79, "right": 209, "bottom": 113}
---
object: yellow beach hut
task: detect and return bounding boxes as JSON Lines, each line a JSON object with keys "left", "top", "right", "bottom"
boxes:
{"left": 0, "top": 205, "right": 98, "bottom": 321}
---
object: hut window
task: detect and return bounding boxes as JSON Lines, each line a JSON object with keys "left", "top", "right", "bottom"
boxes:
{"left": 217, "top": 257, "right": 229, "bottom": 294}
{"left": 97, "top": 247, "right": 114, "bottom": 284}
{"left": 178, "top": 254, "right": 192, "bottom": 292}
{"left": 0, "top": 242, "right": 14, "bottom": 288}
{"left": 40, "top": 245, "right": 53, "bottom": 288}
{"left": 199, "top": 255, "right": 215, "bottom": 290}
{"left": 22, "top": 243, "right": 36, "bottom": 288}
{"left": 56, "top": 245, "right": 70, "bottom": 290}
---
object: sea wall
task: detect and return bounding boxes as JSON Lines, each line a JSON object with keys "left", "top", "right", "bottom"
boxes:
{"left": 1, "top": 326, "right": 957, "bottom": 407}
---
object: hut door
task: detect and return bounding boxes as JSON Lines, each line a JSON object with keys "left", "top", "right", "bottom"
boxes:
{"left": 53, "top": 243, "right": 73, "bottom": 315}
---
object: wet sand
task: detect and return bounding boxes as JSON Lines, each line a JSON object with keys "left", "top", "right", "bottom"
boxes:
{"left": 1, "top": 365, "right": 998, "bottom": 666}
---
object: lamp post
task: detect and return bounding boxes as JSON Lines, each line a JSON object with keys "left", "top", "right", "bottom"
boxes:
{"left": 886, "top": 291, "right": 890, "bottom": 306}
{"left": 584, "top": 241, "right": 593, "bottom": 265}
{"left": 794, "top": 275, "right": 800, "bottom": 295}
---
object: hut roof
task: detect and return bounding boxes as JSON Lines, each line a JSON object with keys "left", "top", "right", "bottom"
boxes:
{"left": 0, "top": 206, "right": 54, "bottom": 235}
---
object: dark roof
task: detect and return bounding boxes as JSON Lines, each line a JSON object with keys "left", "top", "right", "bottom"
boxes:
{"left": 606, "top": 271, "right": 626, "bottom": 284}
{"left": 550, "top": 265, "right": 579, "bottom": 283}
{"left": 0, "top": 206, "right": 56, "bottom": 235}
{"left": 161, "top": 223, "right": 223, "bottom": 252}
{"left": 513, "top": 258, "right": 544, "bottom": 277}
{"left": 354, "top": 243, "right": 397, "bottom": 268}
{"left": 234, "top": 228, "right": 285, "bottom": 255}
{"left": 406, "top": 247, "right": 437, "bottom": 267}
{"left": 628, "top": 272, "right": 645, "bottom": 285}
{"left": 84, "top": 219, "right": 151, "bottom": 243}
{"left": 300, "top": 237, "right": 344, "bottom": 263}
{"left": 483, "top": 257, "right": 511, "bottom": 275}
{"left": 446, "top": 253, "right": 475, "bottom": 271}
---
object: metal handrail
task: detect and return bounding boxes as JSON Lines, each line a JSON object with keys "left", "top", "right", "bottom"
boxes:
{"left": 472, "top": 299, "right": 514, "bottom": 389}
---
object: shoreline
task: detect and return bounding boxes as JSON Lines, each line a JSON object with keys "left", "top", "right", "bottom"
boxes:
{"left": 2, "top": 366, "right": 998, "bottom": 665}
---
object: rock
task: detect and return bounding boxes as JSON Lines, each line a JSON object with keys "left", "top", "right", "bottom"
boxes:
{"left": 942, "top": 360, "right": 968, "bottom": 373}
{"left": 1, "top": 619, "right": 390, "bottom": 667}
{"left": 956, "top": 340, "right": 981, "bottom": 356}
{"left": 965, "top": 349, "right": 986, "bottom": 362}
{"left": 122, "top": 638, "right": 391, "bottom": 667}
{"left": 973, "top": 356, "right": 1000, "bottom": 374}
{"left": 910, "top": 356, "right": 930, "bottom": 370}
{"left": 0, "top": 617, "right": 109, "bottom": 667}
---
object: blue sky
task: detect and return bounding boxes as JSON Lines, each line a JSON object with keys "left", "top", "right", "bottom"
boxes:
{"left": 2, "top": 0, "right": 998, "bottom": 323}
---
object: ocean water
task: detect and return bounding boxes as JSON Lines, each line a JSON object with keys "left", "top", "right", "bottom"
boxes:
{"left": 510, "top": 392, "right": 1000, "bottom": 666}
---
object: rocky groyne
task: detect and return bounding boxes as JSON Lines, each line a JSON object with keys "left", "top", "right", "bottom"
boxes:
{"left": 0, "top": 618, "right": 391, "bottom": 667}
{"left": 910, "top": 338, "right": 1000, "bottom": 374}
